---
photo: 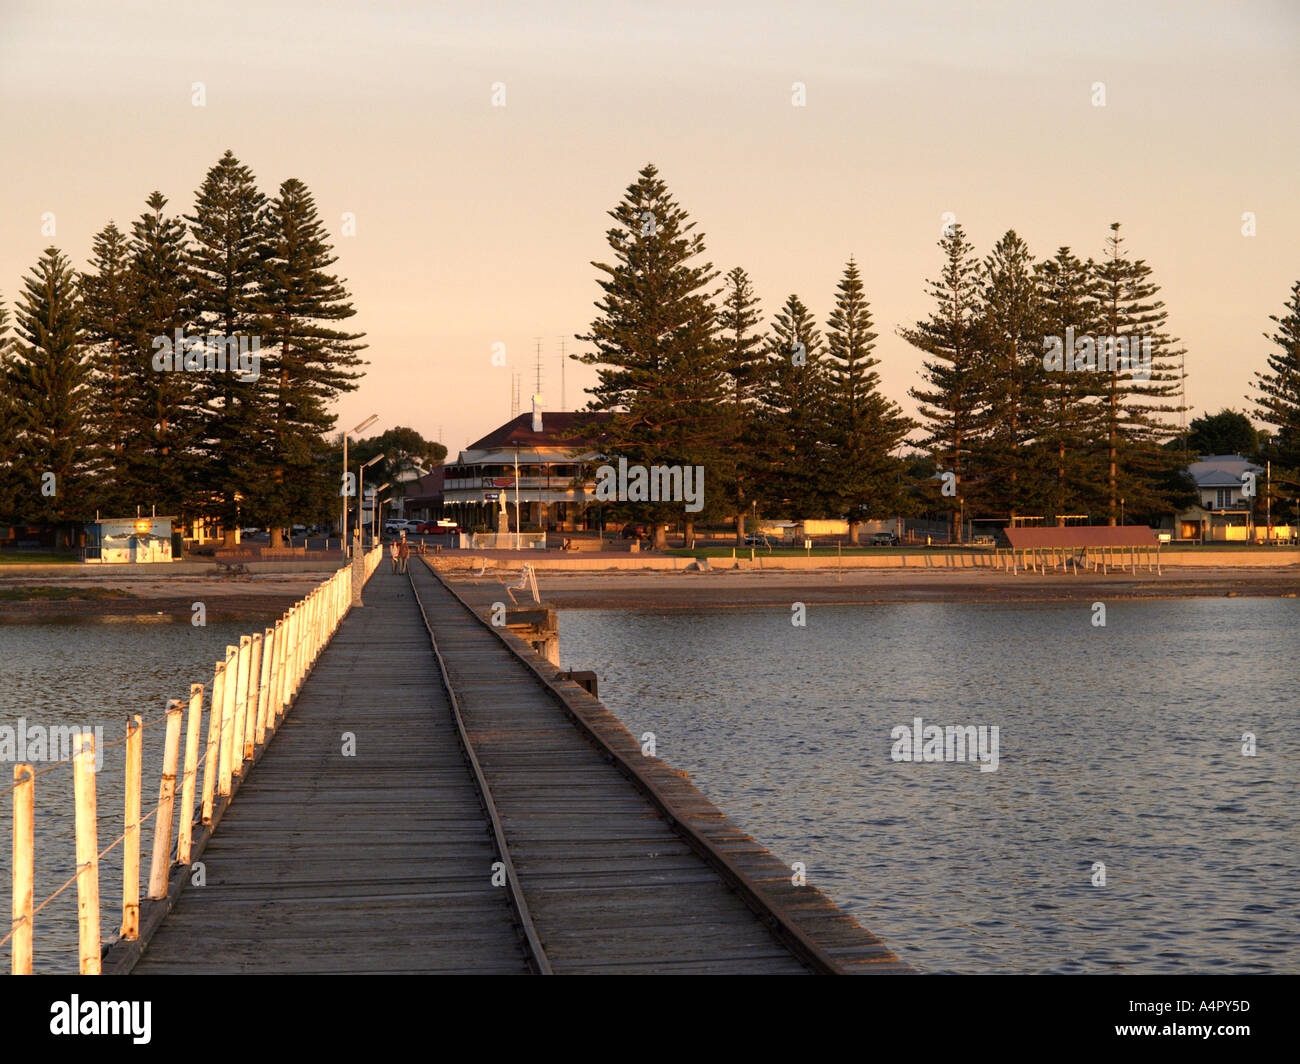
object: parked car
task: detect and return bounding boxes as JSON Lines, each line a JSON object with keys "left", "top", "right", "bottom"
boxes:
{"left": 383, "top": 518, "right": 408, "bottom": 534}
{"left": 743, "top": 532, "right": 771, "bottom": 547}
{"left": 620, "top": 523, "right": 648, "bottom": 540}
{"left": 416, "top": 521, "right": 449, "bottom": 534}
{"left": 869, "top": 532, "right": 900, "bottom": 546}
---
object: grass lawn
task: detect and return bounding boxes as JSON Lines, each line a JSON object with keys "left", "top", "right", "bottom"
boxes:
{"left": 0, "top": 552, "right": 80, "bottom": 566}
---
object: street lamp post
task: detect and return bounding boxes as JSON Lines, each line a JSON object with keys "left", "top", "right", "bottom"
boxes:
{"left": 360, "top": 454, "right": 384, "bottom": 548}
{"left": 372, "top": 482, "right": 390, "bottom": 545}
{"left": 342, "top": 414, "right": 378, "bottom": 557}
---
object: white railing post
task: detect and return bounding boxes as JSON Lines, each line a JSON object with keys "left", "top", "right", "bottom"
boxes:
{"left": 218, "top": 646, "right": 239, "bottom": 795}
{"left": 177, "top": 684, "right": 204, "bottom": 865}
{"left": 202, "top": 661, "right": 225, "bottom": 818}
{"left": 243, "top": 632, "right": 262, "bottom": 763}
{"left": 255, "top": 627, "right": 274, "bottom": 748}
{"left": 72, "top": 732, "right": 100, "bottom": 975}
{"left": 148, "top": 700, "right": 183, "bottom": 900}
{"left": 121, "top": 714, "right": 142, "bottom": 940}
{"left": 11, "top": 764, "right": 34, "bottom": 975}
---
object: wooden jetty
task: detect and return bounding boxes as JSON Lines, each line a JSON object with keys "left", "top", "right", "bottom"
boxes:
{"left": 131, "top": 570, "right": 526, "bottom": 974}
{"left": 7, "top": 553, "right": 910, "bottom": 975}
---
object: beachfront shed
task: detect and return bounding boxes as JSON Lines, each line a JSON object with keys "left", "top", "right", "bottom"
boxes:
{"left": 998, "top": 525, "right": 1160, "bottom": 573}
{"left": 84, "top": 516, "right": 178, "bottom": 563}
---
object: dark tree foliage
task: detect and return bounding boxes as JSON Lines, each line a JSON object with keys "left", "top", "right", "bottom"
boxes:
{"left": 5, "top": 249, "right": 92, "bottom": 533}
{"left": 186, "top": 150, "right": 270, "bottom": 542}
{"left": 754, "top": 294, "right": 833, "bottom": 519}
{"left": 901, "top": 225, "right": 985, "bottom": 541}
{"left": 821, "top": 258, "right": 912, "bottom": 539}
{"left": 79, "top": 221, "right": 137, "bottom": 514}
{"left": 256, "top": 178, "right": 367, "bottom": 546}
{"left": 574, "top": 164, "right": 732, "bottom": 548}
{"left": 1186, "top": 408, "right": 1258, "bottom": 459}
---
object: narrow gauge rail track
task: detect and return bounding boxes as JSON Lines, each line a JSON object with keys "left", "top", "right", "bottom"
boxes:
{"left": 405, "top": 568, "right": 553, "bottom": 975}
{"left": 406, "top": 563, "right": 851, "bottom": 975}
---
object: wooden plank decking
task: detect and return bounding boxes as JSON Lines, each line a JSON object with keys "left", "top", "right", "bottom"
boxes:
{"left": 131, "top": 565, "right": 910, "bottom": 974}
{"left": 132, "top": 571, "right": 527, "bottom": 974}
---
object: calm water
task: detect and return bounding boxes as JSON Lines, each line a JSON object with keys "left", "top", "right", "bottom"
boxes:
{"left": 558, "top": 599, "right": 1299, "bottom": 974}
{"left": 0, "top": 614, "right": 277, "bottom": 973}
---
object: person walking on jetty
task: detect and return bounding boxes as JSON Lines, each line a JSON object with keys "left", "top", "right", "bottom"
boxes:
{"left": 389, "top": 538, "right": 399, "bottom": 573}
{"left": 397, "top": 535, "right": 410, "bottom": 574}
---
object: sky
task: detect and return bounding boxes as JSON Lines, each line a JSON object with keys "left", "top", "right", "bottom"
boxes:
{"left": 1, "top": 0, "right": 1297, "bottom": 458}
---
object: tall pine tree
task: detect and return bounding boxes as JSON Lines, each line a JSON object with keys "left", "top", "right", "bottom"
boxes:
{"left": 187, "top": 151, "right": 270, "bottom": 544}
{"left": 821, "top": 258, "right": 911, "bottom": 540}
{"left": 79, "top": 221, "right": 136, "bottom": 514}
{"left": 973, "top": 230, "right": 1051, "bottom": 526}
{"left": 1035, "top": 247, "right": 1106, "bottom": 524}
{"left": 120, "top": 191, "right": 203, "bottom": 515}
{"left": 1092, "top": 223, "right": 1188, "bottom": 524}
{"left": 0, "top": 298, "right": 19, "bottom": 522}
{"left": 754, "top": 294, "right": 832, "bottom": 519}
{"left": 6, "top": 249, "right": 92, "bottom": 538}
{"left": 257, "top": 177, "right": 366, "bottom": 547}
{"left": 901, "top": 224, "right": 985, "bottom": 541}
{"left": 574, "top": 164, "right": 731, "bottom": 550}
{"left": 1252, "top": 279, "right": 1300, "bottom": 521}
{"left": 719, "top": 266, "right": 764, "bottom": 541}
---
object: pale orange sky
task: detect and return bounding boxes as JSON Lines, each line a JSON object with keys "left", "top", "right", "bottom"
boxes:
{"left": 2, "top": 0, "right": 1297, "bottom": 457}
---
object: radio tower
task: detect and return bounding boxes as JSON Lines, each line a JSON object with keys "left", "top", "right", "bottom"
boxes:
{"left": 557, "top": 336, "right": 567, "bottom": 410}
{"left": 533, "top": 337, "right": 544, "bottom": 397}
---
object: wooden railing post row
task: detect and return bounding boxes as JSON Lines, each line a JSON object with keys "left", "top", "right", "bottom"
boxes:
{"left": 148, "top": 700, "right": 183, "bottom": 900}
{"left": 272, "top": 615, "right": 288, "bottom": 728}
{"left": 283, "top": 606, "right": 298, "bottom": 707}
{"left": 231, "top": 636, "right": 252, "bottom": 780}
{"left": 243, "top": 631, "right": 262, "bottom": 762}
{"left": 202, "top": 661, "right": 225, "bottom": 821}
{"left": 11, "top": 763, "right": 34, "bottom": 975}
{"left": 177, "top": 683, "right": 204, "bottom": 865}
{"left": 218, "top": 645, "right": 238, "bottom": 797}
{"left": 294, "top": 596, "right": 307, "bottom": 691}
{"left": 305, "top": 590, "right": 318, "bottom": 667}
{"left": 286, "top": 603, "right": 300, "bottom": 700}
{"left": 121, "top": 714, "right": 142, "bottom": 940}
{"left": 72, "top": 731, "right": 100, "bottom": 975}
{"left": 255, "top": 627, "right": 274, "bottom": 748}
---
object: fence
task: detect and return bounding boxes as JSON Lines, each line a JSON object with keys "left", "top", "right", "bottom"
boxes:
{"left": 465, "top": 532, "right": 547, "bottom": 551}
{"left": 2, "top": 546, "right": 382, "bottom": 974}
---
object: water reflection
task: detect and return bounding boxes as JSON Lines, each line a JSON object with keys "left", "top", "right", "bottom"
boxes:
{"left": 558, "top": 599, "right": 1300, "bottom": 974}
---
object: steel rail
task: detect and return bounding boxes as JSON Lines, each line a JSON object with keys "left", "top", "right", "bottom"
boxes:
{"left": 403, "top": 568, "right": 553, "bottom": 975}
{"left": 420, "top": 561, "right": 847, "bottom": 976}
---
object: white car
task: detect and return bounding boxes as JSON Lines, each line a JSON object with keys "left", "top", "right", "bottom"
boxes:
{"left": 384, "top": 519, "right": 414, "bottom": 534}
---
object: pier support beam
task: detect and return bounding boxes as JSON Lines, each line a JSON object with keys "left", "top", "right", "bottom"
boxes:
{"left": 505, "top": 606, "right": 560, "bottom": 667}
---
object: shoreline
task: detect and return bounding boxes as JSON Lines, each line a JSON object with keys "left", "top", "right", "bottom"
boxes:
{"left": 0, "top": 571, "right": 324, "bottom": 622}
{"left": 1, "top": 564, "right": 1296, "bottom": 617}
{"left": 519, "top": 566, "right": 1300, "bottom": 609}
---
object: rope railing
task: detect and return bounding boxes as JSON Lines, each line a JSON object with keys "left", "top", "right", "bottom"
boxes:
{"left": 6, "top": 546, "right": 383, "bottom": 974}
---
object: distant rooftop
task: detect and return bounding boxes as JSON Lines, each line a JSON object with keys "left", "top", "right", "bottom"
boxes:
{"left": 1188, "top": 454, "right": 1261, "bottom": 487}
{"left": 1001, "top": 525, "right": 1158, "bottom": 549}
{"left": 464, "top": 411, "right": 609, "bottom": 452}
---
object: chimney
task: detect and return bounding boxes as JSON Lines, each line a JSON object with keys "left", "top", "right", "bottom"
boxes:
{"left": 531, "top": 395, "right": 543, "bottom": 433}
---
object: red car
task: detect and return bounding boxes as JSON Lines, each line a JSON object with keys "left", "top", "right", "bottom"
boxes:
{"left": 417, "top": 521, "right": 458, "bottom": 535}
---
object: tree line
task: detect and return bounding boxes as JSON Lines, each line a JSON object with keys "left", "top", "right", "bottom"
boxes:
{"left": 576, "top": 164, "right": 1300, "bottom": 546}
{"left": 0, "top": 151, "right": 366, "bottom": 547}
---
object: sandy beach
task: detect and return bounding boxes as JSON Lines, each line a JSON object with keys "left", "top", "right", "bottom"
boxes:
{"left": 0, "top": 570, "right": 327, "bottom": 621}
{"left": 509, "top": 565, "right": 1300, "bottom": 609}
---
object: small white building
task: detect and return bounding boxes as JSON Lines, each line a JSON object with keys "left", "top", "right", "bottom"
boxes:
{"left": 84, "top": 516, "right": 177, "bottom": 563}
